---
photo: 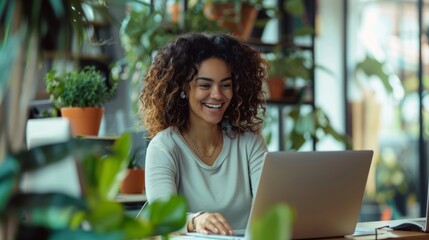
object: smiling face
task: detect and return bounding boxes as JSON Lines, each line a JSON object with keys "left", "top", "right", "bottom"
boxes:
{"left": 187, "top": 57, "right": 233, "bottom": 128}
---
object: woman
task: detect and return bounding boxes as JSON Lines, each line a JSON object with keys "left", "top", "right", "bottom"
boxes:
{"left": 140, "top": 32, "right": 268, "bottom": 235}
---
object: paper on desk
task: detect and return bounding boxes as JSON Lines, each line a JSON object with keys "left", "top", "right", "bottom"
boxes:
{"left": 172, "top": 233, "right": 245, "bottom": 240}
{"left": 346, "top": 227, "right": 395, "bottom": 239}
{"left": 351, "top": 227, "right": 376, "bottom": 236}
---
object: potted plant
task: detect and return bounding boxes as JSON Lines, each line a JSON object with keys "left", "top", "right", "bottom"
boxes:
{"left": 265, "top": 48, "right": 312, "bottom": 100}
{"left": 120, "top": 131, "right": 149, "bottom": 194}
{"left": 120, "top": 154, "right": 145, "bottom": 194}
{"left": 202, "top": 0, "right": 259, "bottom": 40}
{"left": 45, "top": 66, "right": 118, "bottom": 136}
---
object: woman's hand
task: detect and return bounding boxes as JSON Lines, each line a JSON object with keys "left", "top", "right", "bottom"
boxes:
{"left": 194, "top": 212, "right": 233, "bottom": 235}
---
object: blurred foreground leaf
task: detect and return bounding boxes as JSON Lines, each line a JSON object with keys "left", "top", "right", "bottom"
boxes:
{"left": 251, "top": 204, "right": 294, "bottom": 240}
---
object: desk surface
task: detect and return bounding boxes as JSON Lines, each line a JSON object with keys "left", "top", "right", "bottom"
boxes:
{"left": 166, "top": 219, "right": 429, "bottom": 239}
{"left": 315, "top": 219, "right": 429, "bottom": 239}
{"left": 345, "top": 220, "right": 428, "bottom": 240}
{"left": 115, "top": 193, "right": 147, "bottom": 203}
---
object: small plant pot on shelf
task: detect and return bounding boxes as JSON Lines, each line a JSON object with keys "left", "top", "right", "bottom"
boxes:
{"left": 120, "top": 168, "right": 145, "bottom": 194}
{"left": 267, "top": 76, "right": 285, "bottom": 100}
{"left": 61, "top": 107, "right": 104, "bottom": 136}
{"left": 203, "top": 2, "right": 258, "bottom": 40}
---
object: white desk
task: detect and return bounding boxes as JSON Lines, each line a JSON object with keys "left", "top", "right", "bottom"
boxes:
{"left": 115, "top": 193, "right": 147, "bottom": 215}
{"left": 115, "top": 193, "right": 147, "bottom": 203}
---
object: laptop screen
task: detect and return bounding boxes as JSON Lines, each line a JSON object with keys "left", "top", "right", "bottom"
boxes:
{"left": 246, "top": 150, "right": 373, "bottom": 239}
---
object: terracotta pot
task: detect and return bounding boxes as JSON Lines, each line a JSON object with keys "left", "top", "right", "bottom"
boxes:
{"left": 168, "top": 2, "right": 181, "bottom": 23}
{"left": 120, "top": 168, "right": 145, "bottom": 194}
{"left": 267, "top": 76, "right": 285, "bottom": 100}
{"left": 239, "top": 4, "right": 259, "bottom": 40}
{"left": 61, "top": 107, "right": 103, "bottom": 136}
{"left": 203, "top": 3, "right": 258, "bottom": 40}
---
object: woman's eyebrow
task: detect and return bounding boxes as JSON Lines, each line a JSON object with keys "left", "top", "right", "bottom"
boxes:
{"left": 196, "top": 77, "right": 233, "bottom": 81}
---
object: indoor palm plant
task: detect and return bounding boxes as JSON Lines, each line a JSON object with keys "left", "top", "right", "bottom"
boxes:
{"left": 45, "top": 66, "right": 118, "bottom": 136}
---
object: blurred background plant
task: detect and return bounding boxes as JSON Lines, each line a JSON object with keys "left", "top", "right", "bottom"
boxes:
{"left": 45, "top": 66, "right": 119, "bottom": 108}
{"left": 371, "top": 147, "right": 416, "bottom": 220}
{"left": 260, "top": 0, "right": 348, "bottom": 151}
{"left": 0, "top": 1, "right": 188, "bottom": 239}
{"left": 112, "top": 0, "right": 224, "bottom": 115}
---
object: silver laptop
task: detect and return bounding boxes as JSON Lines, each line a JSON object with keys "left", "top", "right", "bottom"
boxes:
{"left": 246, "top": 150, "right": 373, "bottom": 239}
{"left": 188, "top": 150, "right": 373, "bottom": 239}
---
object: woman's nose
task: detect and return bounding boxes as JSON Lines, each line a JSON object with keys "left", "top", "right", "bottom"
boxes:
{"left": 210, "top": 86, "right": 224, "bottom": 99}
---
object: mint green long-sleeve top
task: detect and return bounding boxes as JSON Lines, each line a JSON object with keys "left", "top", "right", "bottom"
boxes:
{"left": 145, "top": 126, "right": 267, "bottom": 231}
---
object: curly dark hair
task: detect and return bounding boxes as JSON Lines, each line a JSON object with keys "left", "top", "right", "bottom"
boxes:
{"left": 140, "top": 32, "right": 268, "bottom": 139}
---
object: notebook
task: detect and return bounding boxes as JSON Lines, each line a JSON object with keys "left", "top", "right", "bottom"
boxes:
{"left": 187, "top": 150, "right": 373, "bottom": 239}
{"left": 389, "top": 180, "right": 429, "bottom": 232}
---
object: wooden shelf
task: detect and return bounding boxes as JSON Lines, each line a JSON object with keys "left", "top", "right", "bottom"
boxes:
{"left": 266, "top": 98, "right": 313, "bottom": 106}
{"left": 247, "top": 38, "right": 313, "bottom": 53}
{"left": 43, "top": 51, "right": 111, "bottom": 63}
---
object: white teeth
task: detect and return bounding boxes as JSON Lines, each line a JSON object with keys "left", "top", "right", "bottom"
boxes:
{"left": 205, "top": 103, "right": 221, "bottom": 109}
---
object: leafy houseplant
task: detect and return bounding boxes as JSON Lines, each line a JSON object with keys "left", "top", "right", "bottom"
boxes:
{"left": 45, "top": 66, "right": 118, "bottom": 136}
{"left": 262, "top": 0, "right": 313, "bottom": 101}
{"left": 0, "top": 132, "right": 187, "bottom": 240}
{"left": 45, "top": 66, "right": 117, "bottom": 108}
{"left": 114, "top": 1, "right": 223, "bottom": 115}
{"left": 265, "top": 49, "right": 312, "bottom": 100}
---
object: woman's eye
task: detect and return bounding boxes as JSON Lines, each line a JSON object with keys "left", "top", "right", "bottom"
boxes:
{"left": 199, "top": 83, "right": 211, "bottom": 89}
{"left": 222, "top": 83, "right": 232, "bottom": 88}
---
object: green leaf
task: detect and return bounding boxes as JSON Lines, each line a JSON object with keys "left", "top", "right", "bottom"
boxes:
{"left": 289, "top": 130, "right": 306, "bottom": 150}
{"left": 50, "top": 229, "right": 124, "bottom": 240}
{"left": 9, "top": 192, "right": 86, "bottom": 211}
{"left": 288, "top": 108, "right": 300, "bottom": 119}
{"left": 86, "top": 198, "right": 124, "bottom": 232}
{"left": 0, "top": 30, "right": 21, "bottom": 101}
{"left": 47, "top": 0, "right": 65, "bottom": 18}
{"left": 284, "top": 0, "right": 305, "bottom": 16}
{"left": 0, "top": 155, "right": 19, "bottom": 212}
{"left": 120, "top": 215, "right": 153, "bottom": 239}
{"left": 96, "top": 133, "right": 131, "bottom": 199}
{"left": 140, "top": 195, "right": 188, "bottom": 236}
{"left": 356, "top": 54, "right": 393, "bottom": 93}
{"left": 45, "top": 66, "right": 118, "bottom": 107}
{"left": 14, "top": 140, "right": 77, "bottom": 172}
{"left": 293, "top": 25, "right": 314, "bottom": 36}
{"left": 10, "top": 193, "right": 87, "bottom": 229}
{"left": 13, "top": 138, "right": 105, "bottom": 173}
{"left": 251, "top": 204, "right": 294, "bottom": 240}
